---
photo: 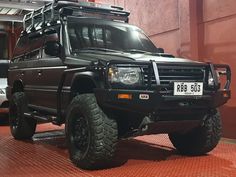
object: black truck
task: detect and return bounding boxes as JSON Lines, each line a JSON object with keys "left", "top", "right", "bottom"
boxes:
{"left": 7, "top": 0, "right": 231, "bottom": 170}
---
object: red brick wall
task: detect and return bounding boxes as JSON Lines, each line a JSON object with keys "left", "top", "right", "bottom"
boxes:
{"left": 97, "top": 0, "right": 236, "bottom": 139}
{"left": 198, "top": 0, "right": 236, "bottom": 139}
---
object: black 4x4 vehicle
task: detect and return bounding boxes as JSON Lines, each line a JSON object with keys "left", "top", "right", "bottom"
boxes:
{"left": 7, "top": 0, "right": 231, "bottom": 170}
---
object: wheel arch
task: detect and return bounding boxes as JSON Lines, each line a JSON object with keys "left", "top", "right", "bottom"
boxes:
{"left": 69, "top": 72, "right": 103, "bottom": 101}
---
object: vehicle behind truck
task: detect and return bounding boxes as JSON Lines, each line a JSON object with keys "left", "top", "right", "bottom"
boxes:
{"left": 7, "top": 0, "right": 231, "bottom": 170}
{"left": 0, "top": 60, "right": 9, "bottom": 116}
{"left": 0, "top": 31, "right": 10, "bottom": 117}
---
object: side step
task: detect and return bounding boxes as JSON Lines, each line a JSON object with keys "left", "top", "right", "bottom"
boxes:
{"left": 24, "top": 112, "right": 56, "bottom": 123}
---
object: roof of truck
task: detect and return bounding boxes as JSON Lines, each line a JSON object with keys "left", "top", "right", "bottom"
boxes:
{"left": 23, "top": 0, "right": 130, "bottom": 33}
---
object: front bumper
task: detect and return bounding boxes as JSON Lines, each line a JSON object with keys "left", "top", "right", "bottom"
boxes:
{"left": 95, "top": 89, "right": 230, "bottom": 114}
{"left": 96, "top": 62, "right": 231, "bottom": 115}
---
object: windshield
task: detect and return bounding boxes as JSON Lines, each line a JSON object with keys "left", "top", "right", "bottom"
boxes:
{"left": 67, "top": 20, "right": 157, "bottom": 54}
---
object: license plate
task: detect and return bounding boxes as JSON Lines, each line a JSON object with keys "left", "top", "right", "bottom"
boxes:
{"left": 174, "top": 82, "right": 203, "bottom": 96}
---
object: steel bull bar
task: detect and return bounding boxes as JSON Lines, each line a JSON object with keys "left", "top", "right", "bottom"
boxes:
{"left": 151, "top": 60, "right": 231, "bottom": 91}
{"left": 212, "top": 64, "right": 231, "bottom": 90}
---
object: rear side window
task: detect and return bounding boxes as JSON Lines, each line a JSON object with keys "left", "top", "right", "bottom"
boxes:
{"left": 0, "top": 32, "right": 8, "bottom": 59}
{"left": 25, "top": 31, "right": 44, "bottom": 60}
{"left": 13, "top": 35, "right": 29, "bottom": 61}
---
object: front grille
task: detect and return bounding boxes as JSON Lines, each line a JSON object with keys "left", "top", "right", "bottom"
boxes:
{"left": 142, "top": 65, "right": 206, "bottom": 93}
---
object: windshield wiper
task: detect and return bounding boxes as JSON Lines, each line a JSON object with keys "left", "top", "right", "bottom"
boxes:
{"left": 150, "top": 52, "right": 175, "bottom": 58}
{"left": 124, "top": 49, "right": 151, "bottom": 54}
{"left": 76, "top": 47, "right": 120, "bottom": 53}
{"left": 124, "top": 49, "right": 175, "bottom": 58}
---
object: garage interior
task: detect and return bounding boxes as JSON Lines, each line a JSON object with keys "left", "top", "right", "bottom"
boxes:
{"left": 0, "top": 0, "right": 236, "bottom": 176}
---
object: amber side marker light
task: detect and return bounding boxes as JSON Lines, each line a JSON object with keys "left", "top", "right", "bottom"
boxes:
{"left": 118, "top": 94, "right": 132, "bottom": 100}
{"left": 223, "top": 91, "right": 229, "bottom": 98}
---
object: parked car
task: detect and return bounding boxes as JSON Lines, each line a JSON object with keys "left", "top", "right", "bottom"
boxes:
{"left": 0, "top": 60, "right": 9, "bottom": 115}
{"left": 7, "top": 0, "right": 231, "bottom": 170}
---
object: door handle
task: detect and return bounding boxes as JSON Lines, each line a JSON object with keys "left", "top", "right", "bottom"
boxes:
{"left": 37, "top": 70, "right": 42, "bottom": 76}
{"left": 21, "top": 71, "right": 25, "bottom": 76}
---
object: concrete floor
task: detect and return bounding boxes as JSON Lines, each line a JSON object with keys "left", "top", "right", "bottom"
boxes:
{"left": 0, "top": 123, "right": 236, "bottom": 177}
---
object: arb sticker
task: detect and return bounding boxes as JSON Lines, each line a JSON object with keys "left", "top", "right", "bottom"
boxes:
{"left": 139, "top": 94, "right": 149, "bottom": 100}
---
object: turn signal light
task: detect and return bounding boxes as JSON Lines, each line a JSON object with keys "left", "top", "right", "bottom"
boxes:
{"left": 118, "top": 94, "right": 132, "bottom": 100}
{"left": 223, "top": 91, "right": 229, "bottom": 98}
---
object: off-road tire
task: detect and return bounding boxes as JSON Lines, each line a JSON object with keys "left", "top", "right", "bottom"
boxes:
{"left": 66, "top": 94, "right": 118, "bottom": 170}
{"left": 169, "top": 109, "right": 222, "bottom": 155}
{"left": 9, "top": 92, "right": 37, "bottom": 140}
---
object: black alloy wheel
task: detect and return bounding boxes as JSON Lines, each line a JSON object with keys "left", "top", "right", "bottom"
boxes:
{"left": 66, "top": 94, "right": 118, "bottom": 170}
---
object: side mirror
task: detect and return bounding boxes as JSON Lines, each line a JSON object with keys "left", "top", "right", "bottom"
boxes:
{"left": 45, "top": 41, "right": 61, "bottom": 57}
{"left": 29, "top": 32, "right": 42, "bottom": 39}
{"left": 156, "top": 48, "right": 164, "bottom": 53}
{"left": 44, "top": 28, "right": 57, "bottom": 35}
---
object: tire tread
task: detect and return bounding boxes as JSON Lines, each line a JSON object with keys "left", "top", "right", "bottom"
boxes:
{"left": 66, "top": 94, "right": 118, "bottom": 170}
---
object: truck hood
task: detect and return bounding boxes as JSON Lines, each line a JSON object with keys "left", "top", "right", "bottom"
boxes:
{"left": 70, "top": 52, "right": 204, "bottom": 65}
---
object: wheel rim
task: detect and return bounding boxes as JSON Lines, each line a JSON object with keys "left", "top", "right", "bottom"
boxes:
{"left": 9, "top": 102, "right": 19, "bottom": 130}
{"left": 71, "top": 114, "right": 90, "bottom": 158}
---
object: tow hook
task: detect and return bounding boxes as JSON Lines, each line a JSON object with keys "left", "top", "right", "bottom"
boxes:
{"left": 179, "top": 102, "right": 190, "bottom": 107}
{"left": 139, "top": 116, "right": 154, "bottom": 133}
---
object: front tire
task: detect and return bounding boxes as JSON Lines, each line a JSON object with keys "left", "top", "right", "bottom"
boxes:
{"left": 169, "top": 109, "right": 222, "bottom": 155}
{"left": 66, "top": 94, "right": 118, "bottom": 170}
{"left": 9, "top": 92, "right": 37, "bottom": 140}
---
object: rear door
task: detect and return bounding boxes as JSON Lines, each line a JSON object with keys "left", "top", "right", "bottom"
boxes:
{"left": 23, "top": 30, "right": 45, "bottom": 106}
{"left": 9, "top": 34, "right": 30, "bottom": 95}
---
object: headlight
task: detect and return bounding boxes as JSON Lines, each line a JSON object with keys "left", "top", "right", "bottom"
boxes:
{"left": 0, "top": 88, "right": 5, "bottom": 94}
{"left": 108, "top": 66, "right": 142, "bottom": 86}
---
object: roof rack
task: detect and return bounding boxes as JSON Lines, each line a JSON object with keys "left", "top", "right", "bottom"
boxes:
{"left": 23, "top": 0, "right": 130, "bottom": 32}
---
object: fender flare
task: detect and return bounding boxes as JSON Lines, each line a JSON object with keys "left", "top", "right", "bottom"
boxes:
{"left": 70, "top": 71, "right": 103, "bottom": 99}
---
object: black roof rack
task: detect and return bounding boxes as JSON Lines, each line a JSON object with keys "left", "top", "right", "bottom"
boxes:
{"left": 23, "top": 0, "right": 130, "bottom": 32}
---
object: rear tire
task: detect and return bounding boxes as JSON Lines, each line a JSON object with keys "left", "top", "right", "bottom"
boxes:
{"left": 66, "top": 94, "right": 118, "bottom": 170}
{"left": 9, "top": 92, "right": 37, "bottom": 140}
{"left": 169, "top": 109, "right": 222, "bottom": 155}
